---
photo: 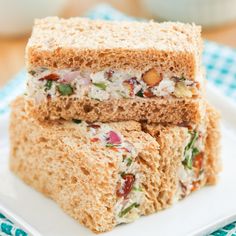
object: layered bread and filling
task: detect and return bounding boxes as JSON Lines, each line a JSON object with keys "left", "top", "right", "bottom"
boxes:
{"left": 175, "top": 124, "right": 206, "bottom": 201}
{"left": 75, "top": 120, "right": 145, "bottom": 224}
{"left": 26, "top": 68, "right": 202, "bottom": 103}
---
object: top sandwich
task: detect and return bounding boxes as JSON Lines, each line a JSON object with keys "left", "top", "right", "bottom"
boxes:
{"left": 25, "top": 17, "right": 205, "bottom": 124}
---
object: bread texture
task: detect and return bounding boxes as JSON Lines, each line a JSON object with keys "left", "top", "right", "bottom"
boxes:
{"left": 26, "top": 17, "right": 202, "bottom": 80}
{"left": 205, "top": 104, "right": 221, "bottom": 184}
{"left": 9, "top": 97, "right": 220, "bottom": 233}
{"left": 25, "top": 96, "right": 205, "bottom": 125}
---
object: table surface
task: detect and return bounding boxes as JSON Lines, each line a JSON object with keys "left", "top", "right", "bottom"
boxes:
{"left": 0, "top": 0, "right": 236, "bottom": 87}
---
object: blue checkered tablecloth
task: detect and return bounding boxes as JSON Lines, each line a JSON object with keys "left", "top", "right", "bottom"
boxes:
{"left": 0, "top": 4, "right": 236, "bottom": 236}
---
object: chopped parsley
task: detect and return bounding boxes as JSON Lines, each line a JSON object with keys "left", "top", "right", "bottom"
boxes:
{"left": 126, "top": 157, "right": 132, "bottom": 166}
{"left": 57, "top": 84, "right": 73, "bottom": 96}
{"left": 136, "top": 90, "right": 144, "bottom": 97}
{"left": 72, "top": 119, "right": 82, "bottom": 124}
{"left": 182, "top": 131, "right": 199, "bottom": 169}
{"left": 133, "top": 186, "right": 142, "bottom": 192}
{"left": 118, "top": 202, "right": 140, "bottom": 217}
{"left": 45, "top": 80, "right": 52, "bottom": 91}
{"left": 93, "top": 82, "right": 107, "bottom": 90}
{"left": 29, "top": 70, "right": 36, "bottom": 76}
{"left": 105, "top": 143, "right": 114, "bottom": 147}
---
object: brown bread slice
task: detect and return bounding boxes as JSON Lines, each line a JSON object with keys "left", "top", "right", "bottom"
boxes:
{"left": 9, "top": 97, "right": 220, "bottom": 233}
{"left": 25, "top": 96, "right": 205, "bottom": 124}
{"left": 26, "top": 17, "right": 202, "bottom": 79}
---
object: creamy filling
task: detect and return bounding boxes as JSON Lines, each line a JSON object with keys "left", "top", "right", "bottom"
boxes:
{"left": 26, "top": 68, "right": 201, "bottom": 102}
{"left": 72, "top": 120, "right": 144, "bottom": 224}
{"left": 174, "top": 126, "right": 206, "bottom": 201}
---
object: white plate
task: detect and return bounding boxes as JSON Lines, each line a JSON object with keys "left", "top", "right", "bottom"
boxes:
{"left": 0, "top": 83, "right": 236, "bottom": 236}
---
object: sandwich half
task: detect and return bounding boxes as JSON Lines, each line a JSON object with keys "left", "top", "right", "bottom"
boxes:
{"left": 10, "top": 97, "right": 220, "bottom": 233}
{"left": 25, "top": 17, "right": 205, "bottom": 125}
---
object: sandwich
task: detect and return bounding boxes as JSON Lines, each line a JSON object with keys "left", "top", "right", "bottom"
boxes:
{"left": 10, "top": 97, "right": 220, "bottom": 233}
{"left": 25, "top": 17, "right": 205, "bottom": 125}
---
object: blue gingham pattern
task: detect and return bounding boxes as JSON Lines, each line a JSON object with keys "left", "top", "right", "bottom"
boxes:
{"left": 0, "top": 4, "right": 236, "bottom": 236}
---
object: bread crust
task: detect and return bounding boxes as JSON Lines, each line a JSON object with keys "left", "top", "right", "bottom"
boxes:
{"left": 26, "top": 17, "right": 202, "bottom": 80}
{"left": 25, "top": 96, "right": 205, "bottom": 125}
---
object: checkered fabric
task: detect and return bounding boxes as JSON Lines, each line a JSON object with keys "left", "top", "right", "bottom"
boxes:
{"left": 0, "top": 4, "right": 235, "bottom": 236}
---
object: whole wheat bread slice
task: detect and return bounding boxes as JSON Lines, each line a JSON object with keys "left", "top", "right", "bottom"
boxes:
{"left": 25, "top": 96, "right": 205, "bottom": 124}
{"left": 26, "top": 17, "right": 202, "bottom": 80}
{"left": 9, "top": 97, "right": 220, "bottom": 233}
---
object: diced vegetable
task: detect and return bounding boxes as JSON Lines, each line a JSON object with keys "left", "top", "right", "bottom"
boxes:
{"left": 39, "top": 73, "right": 60, "bottom": 81}
{"left": 72, "top": 119, "right": 82, "bottom": 124}
{"left": 143, "top": 89, "right": 154, "bottom": 98}
{"left": 174, "top": 81, "right": 192, "bottom": 98}
{"left": 118, "top": 202, "right": 140, "bottom": 217}
{"left": 45, "top": 80, "right": 52, "bottom": 91}
{"left": 116, "top": 174, "right": 135, "bottom": 198}
{"left": 29, "top": 70, "right": 36, "bottom": 76}
{"left": 126, "top": 157, "right": 132, "bottom": 166}
{"left": 193, "top": 152, "right": 204, "bottom": 171}
{"left": 133, "top": 186, "right": 142, "bottom": 192}
{"left": 106, "top": 131, "right": 121, "bottom": 146}
{"left": 57, "top": 84, "right": 73, "bottom": 96}
{"left": 93, "top": 82, "right": 107, "bottom": 90}
{"left": 123, "top": 78, "right": 138, "bottom": 97}
{"left": 105, "top": 70, "right": 114, "bottom": 79}
{"left": 182, "top": 131, "right": 199, "bottom": 169}
{"left": 90, "top": 137, "right": 100, "bottom": 142}
{"left": 136, "top": 90, "right": 144, "bottom": 97}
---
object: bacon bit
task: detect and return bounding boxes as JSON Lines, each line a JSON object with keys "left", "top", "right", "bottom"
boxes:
{"left": 116, "top": 174, "right": 135, "bottom": 198}
{"left": 90, "top": 137, "right": 100, "bottom": 142}
{"left": 87, "top": 124, "right": 101, "bottom": 129}
{"left": 193, "top": 152, "right": 204, "bottom": 170}
{"left": 143, "top": 89, "right": 155, "bottom": 98}
{"left": 39, "top": 73, "right": 60, "bottom": 81}
{"left": 191, "top": 180, "right": 201, "bottom": 192}
{"left": 107, "top": 131, "right": 121, "bottom": 145}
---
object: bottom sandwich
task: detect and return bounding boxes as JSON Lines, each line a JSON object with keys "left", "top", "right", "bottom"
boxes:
{"left": 9, "top": 97, "right": 221, "bottom": 233}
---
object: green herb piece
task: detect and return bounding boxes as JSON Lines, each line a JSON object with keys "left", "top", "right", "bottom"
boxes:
{"left": 118, "top": 203, "right": 140, "bottom": 217}
{"left": 182, "top": 152, "right": 193, "bottom": 169}
{"left": 192, "top": 147, "right": 200, "bottom": 156}
{"left": 187, "top": 131, "right": 198, "bottom": 150}
{"left": 93, "top": 82, "right": 107, "bottom": 90}
{"left": 57, "top": 84, "right": 73, "bottom": 96}
{"left": 106, "top": 143, "right": 114, "bottom": 147}
{"left": 126, "top": 157, "right": 132, "bottom": 166}
{"left": 72, "top": 119, "right": 82, "bottom": 124}
{"left": 182, "top": 131, "right": 199, "bottom": 169}
{"left": 136, "top": 90, "right": 143, "bottom": 97}
{"left": 133, "top": 186, "right": 142, "bottom": 192}
{"left": 119, "top": 171, "right": 125, "bottom": 177}
{"left": 29, "top": 70, "right": 36, "bottom": 76}
{"left": 45, "top": 80, "right": 52, "bottom": 91}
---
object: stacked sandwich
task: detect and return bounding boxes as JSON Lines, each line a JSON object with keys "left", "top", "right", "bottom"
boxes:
{"left": 9, "top": 17, "right": 221, "bottom": 233}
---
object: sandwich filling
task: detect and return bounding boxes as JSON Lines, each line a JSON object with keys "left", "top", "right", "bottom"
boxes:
{"left": 175, "top": 125, "right": 206, "bottom": 201}
{"left": 26, "top": 68, "right": 201, "bottom": 102}
{"left": 72, "top": 120, "right": 144, "bottom": 224}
